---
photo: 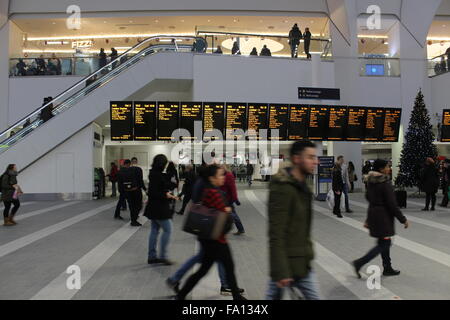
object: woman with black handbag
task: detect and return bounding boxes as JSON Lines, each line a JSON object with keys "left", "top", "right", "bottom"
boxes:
{"left": 176, "top": 164, "right": 246, "bottom": 300}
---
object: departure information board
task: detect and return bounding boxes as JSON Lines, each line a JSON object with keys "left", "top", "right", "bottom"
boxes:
{"left": 157, "top": 102, "right": 179, "bottom": 140}
{"left": 247, "top": 103, "right": 269, "bottom": 140}
{"left": 346, "top": 107, "right": 366, "bottom": 141}
{"left": 288, "top": 105, "right": 309, "bottom": 140}
{"left": 225, "top": 103, "right": 247, "bottom": 140}
{"left": 308, "top": 106, "right": 329, "bottom": 140}
{"left": 442, "top": 110, "right": 450, "bottom": 142}
{"left": 268, "top": 104, "right": 289, "bottom": 140}
{"left": 327, "top": 106, "right": 348, "bottom": 141}
{"left": 364, "top": 108, "right": 385, "bottom": 141}
{"left": 180, "top": 102, "right": 202, "bottom": 141}
{"left": 203, "top": 102, "right": 225, "bottom": 140}
{"left": 382, "top": 108, "right": 401, "bottom": 142}
{"left": 134, "top": 101, "right": 156, "bottom": 141}
{"left": 110, "top": 101, "right": 133, "bottom": 141}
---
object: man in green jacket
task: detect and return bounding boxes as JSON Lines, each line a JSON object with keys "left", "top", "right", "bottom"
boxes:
{"left": 266, "top": 140, "right": 321, "bottom": 300}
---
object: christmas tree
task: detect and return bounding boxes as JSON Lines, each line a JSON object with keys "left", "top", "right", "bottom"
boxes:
{"left": 395, "top": 90, "right": 437, "bottom": 188}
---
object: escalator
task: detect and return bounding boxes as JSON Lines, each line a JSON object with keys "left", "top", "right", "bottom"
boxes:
{"left": 0, "top": 36, "right": 201, "bottom": 171}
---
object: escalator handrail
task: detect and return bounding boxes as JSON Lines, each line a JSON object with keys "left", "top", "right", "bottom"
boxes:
{"left": 0, "top": 35, "right": 200, "bottom": 139}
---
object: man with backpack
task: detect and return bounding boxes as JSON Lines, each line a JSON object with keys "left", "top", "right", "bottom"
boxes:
{"left": 117, "top": 159, "right": 142, "bottom": 226}
{"left": 289, "top": 24, "right": 302, "bottom": 58}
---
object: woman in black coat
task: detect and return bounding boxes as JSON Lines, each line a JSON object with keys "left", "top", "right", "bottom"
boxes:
{"left": 144, "top": 155, "right": 179, "bottom": 265}
{"left": 419, "top": 158, "right": 440, "bottom": 211}
{"left": 353, "top": 159, "right": 409, "bottom": 278}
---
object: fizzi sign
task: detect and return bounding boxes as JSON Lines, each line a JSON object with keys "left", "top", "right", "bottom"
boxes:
{"left": 298, "top": 87, "right": 340, "bottom": 100}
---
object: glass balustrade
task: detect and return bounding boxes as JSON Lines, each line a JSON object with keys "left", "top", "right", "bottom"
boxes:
{"left": 428, "top": 53, "right": 450, "bottom": 77}
{"left": 0, "top": 36, "right": 198, "bottom": 153}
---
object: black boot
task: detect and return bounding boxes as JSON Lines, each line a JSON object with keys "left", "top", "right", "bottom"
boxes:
{"left": 383, "top": 266, "right": 400, "bottom": 276}
{"left": 352, "top": 260, "right": 362, "bottom": 279}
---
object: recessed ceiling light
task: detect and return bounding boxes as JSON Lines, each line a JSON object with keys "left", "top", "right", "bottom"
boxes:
{"left": 284, "top": 20, "right": 288, "bottom": 23}
{"left": 155, "top": 19, "right": 159, "bottom": 23}
{"left": 103, "top": 21, "right": 107, "bottom": 23}
{"left": 52, "top": 22, "right": 56, "bottom": 25}
{"left": 129, "top": 20, "right": 133, "bottom": 23}
{"left": 259, "top": 20, "right": 263, "bottom": 23}
{"left": 181, "top": 19, "right": 185, "bottom": 22}
{"left": 233, "top": 19, "right": 238, "bottom": 22}
{"left": 311, "top": 20, "right": 314, "bottom": 24}
{"left": 443, "top": 24, "right": 447, "bottom": 27}
{"left": 207, "top": 19, "right": 211, "bottom": 22}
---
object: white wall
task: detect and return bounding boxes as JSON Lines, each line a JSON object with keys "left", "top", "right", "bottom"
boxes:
{"left": 0, "top": 21, "right": 9, "bottom": 131}
{"left": 8, "top": 76, "right": 84, "bottom": 125}
{"left": 19, "top": 124, "right": 94, "bottom": 196}
{"left": 431, "top": 71, "right": 450, "bottom": 114}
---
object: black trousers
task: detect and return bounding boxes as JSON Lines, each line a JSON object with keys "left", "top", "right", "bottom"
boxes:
{"left": 441, "top": 184, "right": 449, "bottom": 206}
{"left": 3, "top": 199, "right": 20, "bottom": 218}
{"left": 425, "top": 192, "right": 437, "bottom": 209}
{"left": 304, "top": 40, "right": 311, "bottom": 58}
{"left": 333, "top": 191, "right": 342, "bottom": 214}
{"left": 114, "top": 192, "right": 128, "bottom": 218}
{"left": 290, "top": 42, "right": 299, "bottom": 58}
{"left": 178, "top": 239, "right": 241, "bottom": 299}
{"left": 355, "top": 238, "right": 392, "bottom": 269}
{"left": 125, "top": 190, "right": 141, "bottom": 222}
{"left": 179, "top": 193, "right": 192, "bottom": 214}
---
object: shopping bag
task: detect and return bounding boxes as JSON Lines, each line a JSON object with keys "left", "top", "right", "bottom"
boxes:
{"left": 326, "top": 189, "right": 334, "bottom": 209}
{"left": 182, "top": 203, "right": 232, "bottom": 240}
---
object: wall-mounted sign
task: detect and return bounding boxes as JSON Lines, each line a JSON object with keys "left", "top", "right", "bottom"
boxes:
{"left": 72, "top": 40, "right": 93, "bottom": 49}
{"left": 298, "top": 87, "right": 340, "bottom": 100}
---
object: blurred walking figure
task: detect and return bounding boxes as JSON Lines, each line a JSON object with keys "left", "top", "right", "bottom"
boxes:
{"left": 131, "top": 157, "right": 147, "bottom": 214}
{"left": 353, "top": 159, "right": 409, "bottom": 278}
{"left": 117, "top": 159, "right": 142, "bottom": 226}
{"left": 266, "top": 141, "right": 321, "bottom": 300}
{"left": 348, "top": 161, "right": 356, "bottom": 192}
{"left": 419, "top": 157, "right": 439, "bottom": 211}
{"left": 176, "top": 164, "right": 246, "bottom": 300}
{"left": 177, "top": 165, "right": 196, "bottom": 215}
{"left": 221, "top": 165, "right": 245, "bottom": 235}
{"left": 331, "top": 159, "right": 344, "bottom": 218}
{"left": 1, "top": 164, "right": 22, "bottom": 226}
{"left": 231, "top": 41, "right": 241, "bottom": 55}
{"left": 246, "top": 160, "right": 254, "bottom": 187}
{"left": 108, "top": 162, "right": 119, "bottom": 197}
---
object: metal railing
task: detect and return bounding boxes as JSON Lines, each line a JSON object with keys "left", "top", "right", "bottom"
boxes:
{"left": 358, "top": 57, "right": 401, "bottom": 77}
{"left": 196, "top": 28, "right": 331, "bottom": 59}
{"left": 0, "top": 36, "right": 199, "bottom": 153}
{"left": 428, "top": 53, "right": 450, "bottom": 77}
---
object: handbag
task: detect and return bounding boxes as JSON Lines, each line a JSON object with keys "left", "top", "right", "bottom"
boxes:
{"left": 182, "top": 203, "right": 232, "bottom": 240}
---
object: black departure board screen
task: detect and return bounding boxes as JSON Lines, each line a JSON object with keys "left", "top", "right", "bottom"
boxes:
{"left": 308, "top": 106, "right": 329, "bottom": 140}
{"left": 225, "top": 103, "right": 247, "bottom": 140}
{"left": 382, "top": 108, "right": 401, "bottom": 142}
{"left": 203, "top": 102, "right": 225, "bottom": 140}
{"left": 134, "top": 101, "right": 156, "bottom": 141}
{"left": 288, "top": 105, "right": 309, "bottom": 140}
{"left": 346, "top": 107, "right": 366, "bottom": 141}
{"left": 327, "top": 106, "right": 348, "bottom": 141}
{"left": 442, "top": 110, "right": 450, "bottom": 142}
{"left": 110, "top": 101, "right": 133, "bottom": 141}
{"left": 364, "top": 108, "right": 385, "bottom": 141}
{"left": 157, "top": 102, "right": 179, "bottom": 140}
{"left": 268, "top": 104, "right": 289, "bottom": 140}
{"left": 180, "top": 102, "right": 202, "bottom": 141}
{"left": 247, "top": 103, "right": 268, "bottom": 140}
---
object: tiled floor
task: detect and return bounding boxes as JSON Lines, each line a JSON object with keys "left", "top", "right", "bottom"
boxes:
{"left": 1, "top": 181, "right": 450, "bottom": 300}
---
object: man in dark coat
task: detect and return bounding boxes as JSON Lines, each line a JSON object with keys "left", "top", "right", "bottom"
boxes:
{"left": 117, "top": 159, "right": 142, "bottom": 226}
{"left": 131, "top": 157, "right": 147, "bottom": 214}
{"left": 260, "top": 45, "right": 272, "bottom": 56}
{"left": 440, "top": 159, "right": 450, "bottom": 207}
{"left": 246, "top": 160, "right": 254, "bottom": 186}
{"left": 177, "top": 165, "right": 196, "bottom": 215}
{"left": 288, "top": 23, "right": 302, "bottom": 58}
{"left": 353, "top": 159, "right": 409, "bottom": 277}
{"left": 303, "top": 27, "right": 312, "bottom": 59}
{"left": 419, "top": 158, "right": 440, "bottom": 211}
{"left": 332, "top": 162, "right": 344, "bottom": 218}
{"left": 267, "top": 140, "right": 320, "bottom": 300}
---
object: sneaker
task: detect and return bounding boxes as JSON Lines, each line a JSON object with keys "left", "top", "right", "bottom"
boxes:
{"left": 159, "top": 259, "right": 174, "bottom": 266}
{"left": 383, "top": 268, "right": 400, "bottom": 276}
{"left": 346, "top": 209, "right": 353, "bottom": 213}
{"left": 336, "top": 213, "right": 343, "bottom": 218}
{"left": 233, "top": 231, "right": 245, "bottom": 236}
{"left": 166, "top": 278, "right": 180, "bottom": 294}
{"left": 147, "top": 258, "right": 161, "bottom": 264}
{"left": 220, "top": 287, "right": 245, "bottom": 296}
{"left": 431, "top": 207, "right": 435, "bottom": 211}
{"left": 352, "top": 260, "right": 362, "bottom": 279}
{"left": 130, "top": 221, "right": 142, "bottom": 227}
{"left": 233, "top": 294, "right": 247, "bottom": 300}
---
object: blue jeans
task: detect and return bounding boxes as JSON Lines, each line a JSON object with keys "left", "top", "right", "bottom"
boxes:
{"left": 169, "top": 246, "right": 228, "bottom": 287}
{"left": 265, "top": 271, "right": 321, "bottom": 300}
{"left": 148, "top": 219, "right": 172, "bottom": 260}
{"left": 231, "top": 205, "right": 245, "bottom": 233}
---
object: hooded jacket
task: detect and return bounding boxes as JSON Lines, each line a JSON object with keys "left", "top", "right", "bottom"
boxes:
{"left": 268, "top": 167, "right": 314, "bottom": 281}
{"left": 365, "top": 171, "right": 407, "bottom": 238}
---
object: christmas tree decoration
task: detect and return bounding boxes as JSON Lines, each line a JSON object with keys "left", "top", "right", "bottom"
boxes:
{"left": 395, "top": 89, "right": 437, "bottom": 188}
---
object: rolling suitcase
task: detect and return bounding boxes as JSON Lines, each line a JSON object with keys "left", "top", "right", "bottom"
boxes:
{"left": 395, "top": 190, "right": 407, "bottom": 208}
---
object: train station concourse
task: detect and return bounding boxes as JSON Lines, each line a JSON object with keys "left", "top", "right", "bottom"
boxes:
{"left": 2, "top": 0, "right": 450, "bottom": 314}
